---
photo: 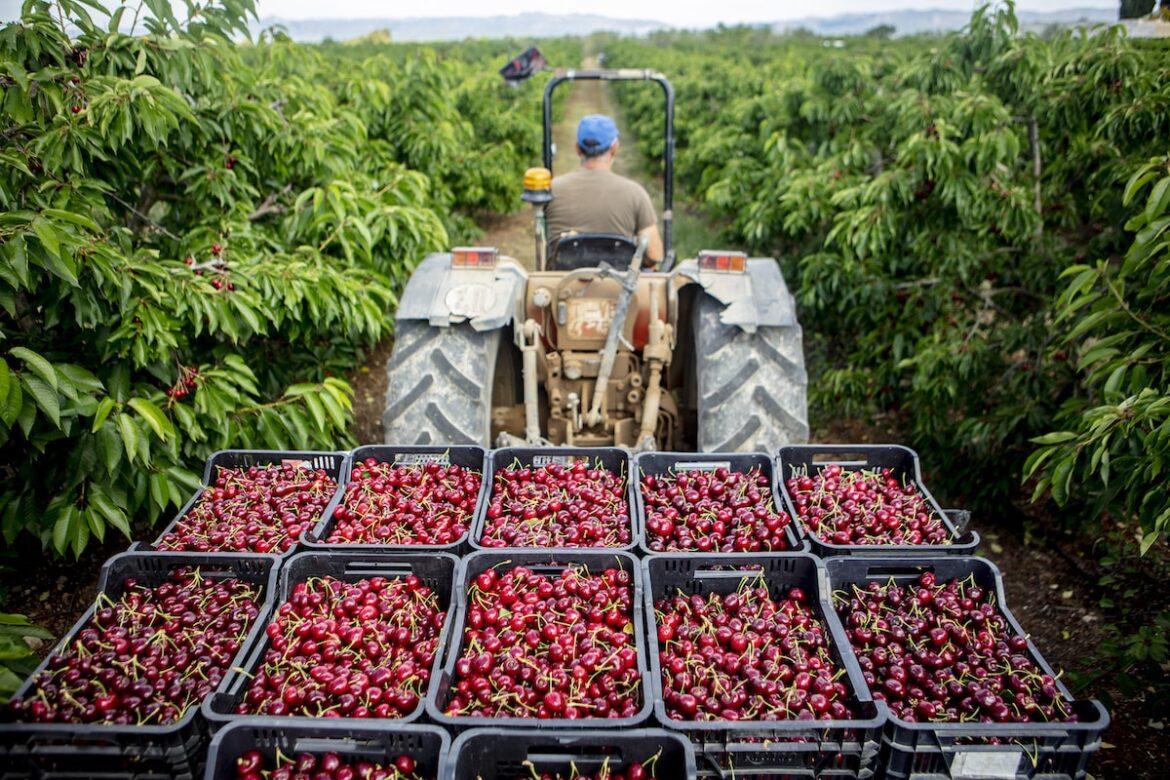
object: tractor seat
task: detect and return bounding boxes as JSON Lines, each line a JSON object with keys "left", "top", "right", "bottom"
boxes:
{"left": 546, "top": 233, "right": 637, "bottom": 271}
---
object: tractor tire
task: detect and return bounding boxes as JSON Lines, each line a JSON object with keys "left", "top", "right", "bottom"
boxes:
{"left": 694, "top": 293, "right": 809, "bottom": 452}
{"left": 382, "top": 321, "right": 501, "bottom": 446}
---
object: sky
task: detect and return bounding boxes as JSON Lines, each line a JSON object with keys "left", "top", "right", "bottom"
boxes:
{"left": 0, "top": 1, "right": 1120, "bottom": 28}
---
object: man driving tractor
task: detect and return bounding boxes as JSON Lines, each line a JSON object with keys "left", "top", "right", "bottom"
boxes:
{"left": 543, "top": 114, "right": 664, "bottom": 266}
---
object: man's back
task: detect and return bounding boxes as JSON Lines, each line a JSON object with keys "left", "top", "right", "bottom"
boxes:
{"left": 545, "top": 168, "right": 656, "bottom": 243}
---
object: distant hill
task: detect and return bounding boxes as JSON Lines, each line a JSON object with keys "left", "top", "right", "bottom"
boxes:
{"left": 248, "top": 8, "right": 1120, "bottom": 44}
{"left": 773, "top": 7, "right": 1117, "bottom": 36}
{"left": 251, "top": 12, "right": 667, "bottom": 43}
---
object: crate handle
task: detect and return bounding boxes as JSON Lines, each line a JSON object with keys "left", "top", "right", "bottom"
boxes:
{"left": 525, "top": 564, "right": 583, "bottom": 576}
{"left": 526, "top": 747, "right": 626, "bottom": 762}
{"left": 393, "top": 452, "right": 451, "bottom": 466}
{"left": 294, "top": 736, "right": 380, "bottom": 752}
{"left": 674, "top": 460, "right": 732, "bottom": 472}
{"left": 531, "top": 454, "right": 581, "bottom": 466}
{"left": 343, "top": 561, "right": 415, "bottom": 576}
{"left": 944, "top": 508, "right": 972, "bottom": 535}
{"left": 694, "top": 567, "right": 764, "bottom": 580}
{"left": 809, "top": 451, "right": 872, "bottom": 465}
{"left": 696, "top": 751, "right": 818, "bottom": 779}
{"left": 861, "top": 563, "right": 935, "bottom": 579}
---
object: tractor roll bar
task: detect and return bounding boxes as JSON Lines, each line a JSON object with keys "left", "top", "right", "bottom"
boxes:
{"left": 542, "top": 69, "right": 675, "bottom": 262}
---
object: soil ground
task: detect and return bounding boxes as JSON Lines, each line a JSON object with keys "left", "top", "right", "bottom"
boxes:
{"left": 2, "top": 59, "right": 1162, "bottom": 780}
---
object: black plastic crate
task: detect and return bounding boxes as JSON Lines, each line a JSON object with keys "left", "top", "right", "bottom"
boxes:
{"left": 302, "top": 445, "right": 488, "bottom": 553}
{"left": 205, "top": 720, "right": 448, "bottom": 779}
{"left": 426, "top": 549, "right": 653, "bottom": 730}
{"left": 642, "top": 553, "right": 886, "bottom": 779}
{"left": 140, "top": 449, "right": 347, "bottom": 555}
{"left": 775, "top": 445, "right": 979, "bottom": 556}
{"left": 0, "top": 552, "right": 280, "bottom": 779}
{"left": 633, "top": 451, "right": 805, "bottom": 556}
{"left": 823, "top": 557, "right": 1109, "bottom": 780}
{"left": 203, "top": 551, "right": 458, "bottom": 732}
{"left": 469, "top": 446, "right": 637, "bottom": 551}
{"left": 446, "top": 729, "right": 696, "bottom": 780}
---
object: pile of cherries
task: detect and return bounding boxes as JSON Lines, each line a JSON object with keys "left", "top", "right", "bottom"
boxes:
{"left": 654, "top": 580, "right": 855, "bottom": 722}
{"left": 833, "top": 572, "right": 1075, "bottom": 723}
{"left": 478, "top": 461, "right": 631, "bottom": 548}
{"left": 641, "top": 465, "right": 793, "bottom": 552}
{"left": 784, "top": 464, "right": 952, "bottom": 546}
{"left": 158, "top": 462, "right": 337, "bottom": 554}
{"left": 233, "top": 750, "right": 426, "bottom": 780}
{"left": 9, "top": 568, "right": 261, "bottom": 725}
{"left": 443, "top": 564, "right": 642, "bottom": 719}
{"left": 238, "top": 574, "right": 445, "bottom": 718}
{"left": 326, "top": 457, "right": 482, "bottom": 545}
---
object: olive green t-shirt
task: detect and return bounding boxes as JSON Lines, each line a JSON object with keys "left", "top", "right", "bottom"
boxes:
{"left": 544, "top": 168, "right": 657, "bottom": 242}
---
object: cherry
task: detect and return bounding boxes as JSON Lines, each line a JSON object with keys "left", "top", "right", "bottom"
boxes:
{"left": 785, "top": 465, "right": 951, "bottom": 546}
{"left": 444, "top": 564, "right": 641, "bottom": 719}
{"left": 8, "top": 567, "right": 261, "bottom": 726}
{"left": 479, "top": 460, "right": 631, "bottom": 548}
{"left": 157, "top": 462, "right": 336, "bottom": 554}
{"left": 237, "top": 574, "right": 444, "bottom": 719}
{"left": 642, "top": 466, "right": 792, "bottom": 553}
{"left": 654, "top": 581, "right": 856, "bottom": 722}
{"left": 327, "top": 458, "right": 481, "bottom": 546}
{"left": 834, "top": 572, "right": 1075, "bottom": 724}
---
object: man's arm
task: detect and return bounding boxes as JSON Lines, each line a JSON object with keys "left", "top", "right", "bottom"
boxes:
{"left": 638, "top": 223, "right": 664, "bottom": 266}
{"left": 632, "top": 183, "right": 663, "bottom": 266}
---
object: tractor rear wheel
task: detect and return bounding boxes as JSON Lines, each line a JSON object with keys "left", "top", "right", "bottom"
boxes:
{"left": 382, "top": 321, "right": 501, "bottom": 446}
{"left": 694, "top": 293, "right": 809, "bottom": 452}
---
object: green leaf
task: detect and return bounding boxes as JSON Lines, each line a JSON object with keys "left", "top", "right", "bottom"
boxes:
{"left": 318, "top": 390, "right": 346, "bottom": 432}
{"left": 41, "top": 209, "right": 100, "bottom": 233}
{"left": 128, "top": 397, "right": 173, "bottom": 442}
{"left": 149, "top": 472, "right": 168, "bottom": 511}
{"left": 92, "top": 397, "right": 116, "bottom": 433}
{"left": 0, "top": 377, "right": 21, "bottom": 427}
{"left": 84, "top": 507, "right": 107, "bottom": 544}
{"left": 1030, "top": 431, "right": 1078, "bottom": 445}
{"left": 22, "top": 376, "right": 60, "bottom": 428}
{"left": 117, "top": 413, "right": 140, "bottom": 465}
{"left": 96, "top": 424, "right": 123, "bottom": 473}
{"left": 51, "top": 507, "right": 74, "bottom": 556}
{"left": 89, "top": 487, "right": 132, "bottom": 540}
{"left": 303, "top": 391, "right": 327, "bottom": 434}
{"left": 1123, "top": 167, "right": 1159, "bottom": 206}
{"left": 30, "top": 219, "right": 59, "bottom": 260}
{"left": 1145, "top": 176, "right": 1170, "bottom": 222}
{"left": 9, "top": 347, "right": 57, "bottom": 392}
{"left": 0, "top": 360, "right": 9, "bottom": 408}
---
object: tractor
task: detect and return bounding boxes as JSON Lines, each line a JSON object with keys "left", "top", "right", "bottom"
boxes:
{"left": 382, "top": 69, "right": 808, "bottom": 453}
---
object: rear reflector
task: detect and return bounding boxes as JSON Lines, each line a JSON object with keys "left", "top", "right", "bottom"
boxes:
{"left": 452, "top": 247, "right": 499, "bottom": 268}
{"left": 698, "top": 250, "right": 747, "bottom": 273}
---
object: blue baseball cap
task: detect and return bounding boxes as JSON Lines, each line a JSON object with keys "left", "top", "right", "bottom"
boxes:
{"left": 577, "top": 114, "right": 619, "bottom": 155}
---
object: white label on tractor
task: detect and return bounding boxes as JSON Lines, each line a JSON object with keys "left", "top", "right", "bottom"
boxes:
{"left": 532, "top": 455, "right": 577, "bottom": 466}
{"left": 445, "top": 283, "right": 496, "bottom": 318}
{"left": 950, "top": 749, "right": 1022, "bottom": 778}
{"left": 676, "top": 461, "right": 731, "bottom": 472}
{"left": 566, "top": 298, "right": 616, "bottom": 340}
{"left": 394, "top": 453, "right": 450, "bottom": 466}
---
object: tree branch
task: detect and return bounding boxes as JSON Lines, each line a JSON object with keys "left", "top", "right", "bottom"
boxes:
{"left": 248, "top": 184, "right": 293, "bottom": 221}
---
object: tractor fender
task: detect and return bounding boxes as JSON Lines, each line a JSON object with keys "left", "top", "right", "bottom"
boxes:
{"left": 395, "top": 252, "right": 527, "bottom": 332}
{"left": 676, "top": 257, "right": 797, "bottom": 333}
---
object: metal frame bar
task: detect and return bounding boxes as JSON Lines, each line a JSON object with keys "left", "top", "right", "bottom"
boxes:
{"left": 542, "top": 69, "right": 675, "bottom": 260}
